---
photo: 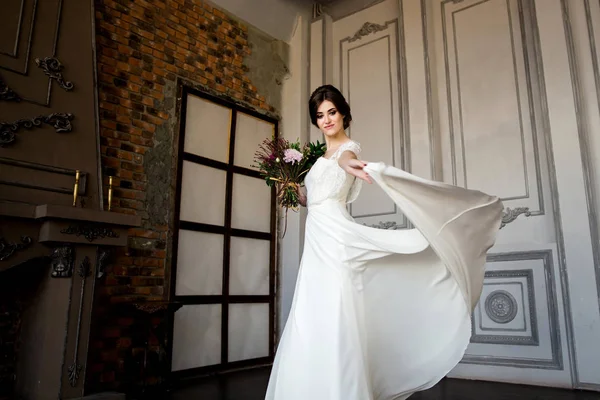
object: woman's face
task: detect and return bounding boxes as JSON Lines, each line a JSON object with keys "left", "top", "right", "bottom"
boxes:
{"left": 316, "top": 100, "right": 344, "bottom": 137}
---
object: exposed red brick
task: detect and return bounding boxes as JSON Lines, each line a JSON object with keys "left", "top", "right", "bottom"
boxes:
{"left": 116, "top": 337, "right": 132, "bottom": 349}
{"left": 90, "top": 0, "right": 276, "bottom": 392}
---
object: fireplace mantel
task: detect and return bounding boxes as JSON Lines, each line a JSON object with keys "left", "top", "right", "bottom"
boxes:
{"left": 0, "top": 200, "right": 140, "bottom": 399}
{"left": 1, "top": 201, "right": 140, "bottom": 272}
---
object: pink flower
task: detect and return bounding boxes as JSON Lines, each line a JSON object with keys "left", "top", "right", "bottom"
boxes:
{"left": 283, "top": 148, "right": 303, "bottom": 164}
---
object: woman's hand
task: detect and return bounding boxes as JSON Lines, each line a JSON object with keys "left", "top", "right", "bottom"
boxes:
{"left": 338, "top": 151, "right": 372, "bottom": 184}
{"left": 295, "top": 185, "right": 307, "bottom": 207}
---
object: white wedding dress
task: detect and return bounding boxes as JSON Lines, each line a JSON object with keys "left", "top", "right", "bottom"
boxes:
{"left": 265, "top": 141, "right": 503, "bottom": 400}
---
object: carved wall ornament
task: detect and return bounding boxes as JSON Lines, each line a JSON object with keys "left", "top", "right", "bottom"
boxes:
{"left": 0, "top": 75, "right": 21, "bottom": 102}
{"left": 68, "top": 256, "right": 91, "bottom": 387}
{"left": 500, "top": 206, "right": 531, "bottom": 229}
{"left": 96, "top": 247, "right": 113, "bottom": 279}
{"left": 484, "top": 290, "right": 518, "bottom": 324}
{"left": 78, "top": 256, "right": 91, "bottom": 279}
{"left": 0, "top": 113, "right": 74, "bottom": 147}
{"left": 312, "top": 3, "right": 323, "bottom": 18}
{"left": 50, "top": 246, "right": 75, "bottom": 278}
{"left": 0, "top": 236, "right": 33, "bottom": 261}
{"left": 35, "top": 57, "right": 74, "bottom": 91}
{"left": 369, "top": 206, "right": 530, "bottom": 232}
{"left": 348, "top": 22, "right": 388, "bottom": 43}
{"left": 60, "top": 224, "right": 119, "bottom": 242}
{"left": 366, "top": 221, "right": 401, "bottom": 230}
{"left": 68, "top": 363, "right": 82, "bottom": 388}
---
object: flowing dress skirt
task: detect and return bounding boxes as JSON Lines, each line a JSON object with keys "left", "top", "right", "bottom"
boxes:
{"left": 265, "top": 163, "right": 503, "bottom": 400}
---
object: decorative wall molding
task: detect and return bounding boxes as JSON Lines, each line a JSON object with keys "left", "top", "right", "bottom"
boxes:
{"left": 366, "top": 221, "right": 402, "bottom": 230}
{"left": 2, "top": 0, "right": 38, "bottom": 75}
{"left": 348, "top": 22, "right": 388, "bottom": 43}
{"left": 312, "top": 3, "right": 323, "bottom": 19}
{"left": 342, "top": 17, "right": 410, "bottom": 226}
{"left": 465, "top": 251, "right": 562, "bottom": 369}
{"left": 0, "top": 75, "right": 21, "bottom": 102}
{"left": 0, "top": 113, "right": 74, "bottom": 147}
{"left": 68, "top": 255, "right": 91, "bottom": 387}
{"left": 531, "top": 0, "right": 577, "bottom": 381}
{"left": 421, "top": 0, "right": 437, "bottom": 180}
{"left": 96, "top": 247, "right": 112, "bottom": 279}
{"left": 369, "top": 206, "right": 534, "bottom": 231}
{"left": 580, "top": 0, "right": 600, "bottom": 335}
{"left": 78, "top": 255, "right": 91, "bottom": 279}
{"left": 471, "top": 268, "right": 539, "bottom": 347}
{"left": 67, "top": 362, "right": 82, "bottom": 388}
{"left": 60, "top": 224, "right": 119, "bottom": 242}
{"left": 0, "top": 157, "right": 88, "bottom": 196}
{"left": 0, "top": 236, "right": 33, "bottom": 261}
{"left": 500, "top": 206, "right": 531, "bottom": 228}
{"left": 485, "top": 290, "right": 518, "bottom": 324}
{"left": 440, "top": 0, "right": 546, "bottom": 216}
{"left": 35, "top": 57, "right": 74, "bottom": 91}
{"left": 50, "top": 246, "right": 74, "bottom": 278}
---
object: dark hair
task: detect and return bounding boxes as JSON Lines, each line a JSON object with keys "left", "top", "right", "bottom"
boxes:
{"left": 309, "top": 84, "right": 352, "bottom": 130}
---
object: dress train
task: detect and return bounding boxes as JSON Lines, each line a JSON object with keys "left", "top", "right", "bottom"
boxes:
{"left": 265, "top": 155, "right": 503, "bottom": 400}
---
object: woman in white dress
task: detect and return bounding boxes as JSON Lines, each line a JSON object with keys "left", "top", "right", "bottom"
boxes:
{"left": 265, "top": 85, "right": 503, "bottom": 400}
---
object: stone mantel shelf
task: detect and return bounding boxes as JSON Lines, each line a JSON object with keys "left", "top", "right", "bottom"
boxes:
{"left": 0, "top": 202, "right": 140, "bottom": 226}
{"left": 0, "top": 201, "right": 141, "bottom": 272}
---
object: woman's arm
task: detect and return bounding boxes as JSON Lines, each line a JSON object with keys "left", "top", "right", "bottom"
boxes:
{"left": 338, "top": 151, "right": 372, "bottom": 184}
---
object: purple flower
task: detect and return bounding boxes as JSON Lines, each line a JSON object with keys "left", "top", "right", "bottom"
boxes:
{"left": 283, "top": 148, "right": 303, "bottom": 164}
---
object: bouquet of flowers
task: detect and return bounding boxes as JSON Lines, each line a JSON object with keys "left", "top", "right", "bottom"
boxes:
{"left": 254, "top": 136, "right": 326, "bottom": 210}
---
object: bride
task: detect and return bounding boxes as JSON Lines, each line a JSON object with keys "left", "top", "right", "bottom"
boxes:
{"left": 265, "top": 85, "right": 503, "bottom": 400}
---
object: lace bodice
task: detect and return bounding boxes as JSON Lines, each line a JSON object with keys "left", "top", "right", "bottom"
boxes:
{"left": 305, "top": 140, "right": 363, "bottom": 207}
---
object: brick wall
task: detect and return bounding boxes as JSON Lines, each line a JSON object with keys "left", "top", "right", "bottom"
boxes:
{"left": 88, "top": 0, "right": 277, "bottom": 391}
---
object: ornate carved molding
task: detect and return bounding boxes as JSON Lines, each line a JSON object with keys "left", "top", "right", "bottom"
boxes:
{"left": 366, "top": 221, "right": 402, "bottom": 230}
{"left": 500, "top": 207, "right": 531, "bottom": 229}
{"left": 0, "top": 75, "right": 21, "bottom": 102}
{"left": 0, "top": 236, "right": 33, "bottom": 261}
{"left": 61, "top": 224, "right": 119, "bottom": 242}
{"left": 68, "top": 256, "right": 90, "bottom": 387}
{"left": 0, "top": 113, "right": 74, "bottom": 147}
{"left": 78, "top": 256, "right": 91, "bottom": 279}
{"left": 35, "top": 57, "right": 74, "bottom": 91}
{"left": 348, "top": 22, "right": 388, "bottom": 43}
{"left": 484, "top": 290, "right": 518, "bottom": 324}
{"left": 67, "top": 363, "right": 82, "bottom": 388}
{"left": 96, "top": 247, "right": 113, "bottom": 279}
{"left": 50, "top": 246, "right": 74, "bottom": 278}
{"left": 312, "top": 3, "right": 323, "bottom": 18}
{"left": 369, "top": 206, "right": 531, "bottom": 231}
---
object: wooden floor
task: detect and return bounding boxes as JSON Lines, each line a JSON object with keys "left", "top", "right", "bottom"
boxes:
{"left": 168, "top": 367, "right": 600, "bottom": 400}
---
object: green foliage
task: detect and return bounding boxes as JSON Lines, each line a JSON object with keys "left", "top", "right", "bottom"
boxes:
{"left": 253, "top": 136, "right": 327, "bottom": 209}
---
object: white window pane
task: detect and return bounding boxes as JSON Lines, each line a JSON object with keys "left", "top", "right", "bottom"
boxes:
{"left": 179, "top": 161, "right": 226, "bottom": 226}
{"left": 231, "top": 174, "right": 271, "bottom": 232}
{"left": 228, "top": 303, "right": 269, "bottom": 362}
{"left": 229, "top": 237, "right": 270, "bottom": 295}
{"left": 184, "top": 94, "right": 231, "bottom": 163}
{"left": 234, "top": 112, "right": 274, "bottom": 170}
{"left": 175, "top": 230, "right": 223, "bottom": 296}
{"left": 172, "top": 304, "right": 221, "bottom": 371}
